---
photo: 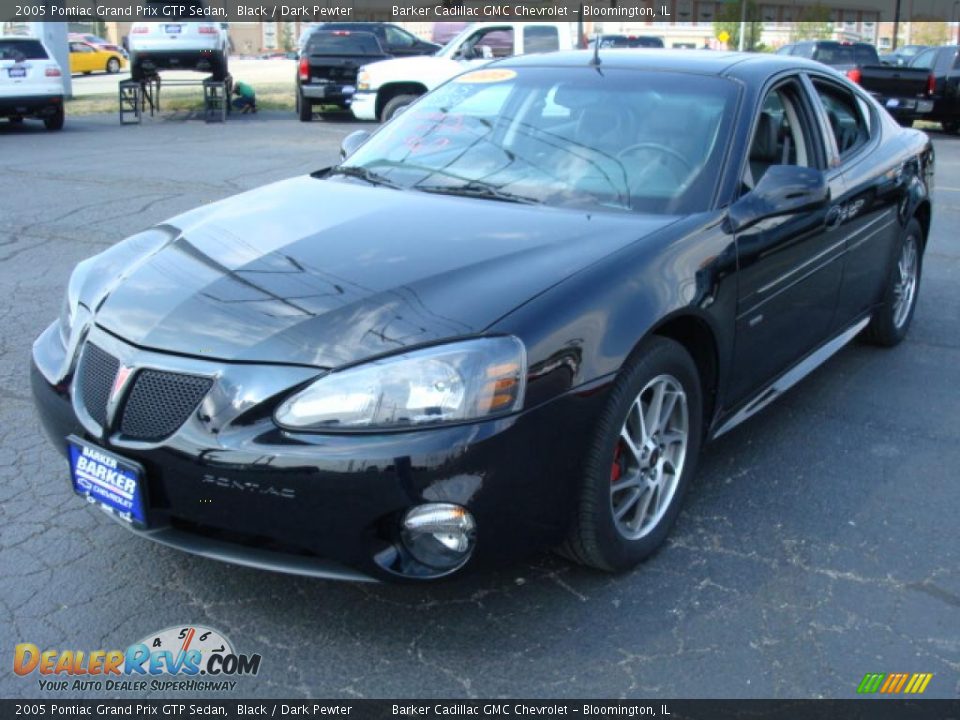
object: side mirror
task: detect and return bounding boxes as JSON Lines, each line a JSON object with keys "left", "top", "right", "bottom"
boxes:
{"left": 726, "top": 165, "right": 829, "bottom": 234}
{"left": 339, "top": 130, "right": 371, "bottom": 161}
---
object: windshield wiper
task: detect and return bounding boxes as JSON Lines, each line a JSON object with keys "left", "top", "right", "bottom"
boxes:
{"left": 326, "top": 165, "right": 401, "bottom": 189}
{"left": 417, "top": 181, "right": 540, "bottom": 205}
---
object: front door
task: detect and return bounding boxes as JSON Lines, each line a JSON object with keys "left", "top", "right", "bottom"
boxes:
{"left": 727, "top": 77, "right": 846, "bottom": 406}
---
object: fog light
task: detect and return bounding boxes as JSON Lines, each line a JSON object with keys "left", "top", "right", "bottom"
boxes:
{"left": 401, "top": 503, "right": 476, "bottom": 570}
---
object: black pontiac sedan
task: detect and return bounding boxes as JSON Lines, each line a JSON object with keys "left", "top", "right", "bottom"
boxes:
{"left": 32, "top": 51, "right": 934, "bottom": 582}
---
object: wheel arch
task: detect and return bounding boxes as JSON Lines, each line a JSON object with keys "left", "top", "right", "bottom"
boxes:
{"left": 376, "top": 82, "right": 428, "bottom": 119}
{"left": 913, "top": 199, "right": 931, "bottom": 253}
{"left": 633, "top": 312, "right": 720, "bottom": 432}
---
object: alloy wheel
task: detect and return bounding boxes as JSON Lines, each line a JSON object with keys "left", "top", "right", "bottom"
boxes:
{"left": 609, "top": 374, "right": 689, "bottom": 540}
{"left": 892, "top": 235, "right": 919, "bottom": 329}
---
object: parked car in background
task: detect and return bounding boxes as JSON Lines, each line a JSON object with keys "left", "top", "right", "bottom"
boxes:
{"left": 907, "top": 45, "right": 960, "bottom": 133}
{"left": 0, "top": 35, "right": 65, "bottom": 130}
{"left": 299, "top": 22, "right": 439, "bottom": 58}
{"left": 128, "top": 17, "right": 229, "bottom": 81}
{"left": 352, "top": 22, "right": 575, "bottom": 122}
{"left": 777, "top": 40, "right": 878, "bottom": 72}
{"left": 32, "top": 51, "right": 933, "bottom": 582}
{"left": 297, "top": 30, "right": 390, "bottom": 121}
{"left": 69, "top": 33, "right": 126, "bottom": 57}
{"left": 593, "top": 34, "right": 664, "bottom": 48}
{"left": 879, "top": 44, "right": 927, "bottom": 66}
{"left": 69, "top": 40, "right": 126, "bottom": 75}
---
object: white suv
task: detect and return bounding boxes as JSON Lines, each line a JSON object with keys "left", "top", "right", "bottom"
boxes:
{"left": 0, "top": 35, "right": 65, "bottom": 131}
{"left": 128, "top": 15, "right": 228, "bottom": 82}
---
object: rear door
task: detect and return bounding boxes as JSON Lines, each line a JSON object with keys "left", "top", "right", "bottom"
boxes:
{"left": 727, "top": 76, "right": 846, "bottom": 404}
{"left": 806, "top": 74, "right": 902, "bottom": 328}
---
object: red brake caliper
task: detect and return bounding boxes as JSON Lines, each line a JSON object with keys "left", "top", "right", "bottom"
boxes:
{"left": 611, "top": 443, "right": 623, "bottom": 484}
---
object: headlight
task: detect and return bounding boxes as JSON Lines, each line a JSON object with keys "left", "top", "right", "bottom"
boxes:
{"left": 274, "top": 337, "right": 526, "bottom": 431}
{"left": 58, "top": 292, "right": 74, "bottom": 346}
{"left": 357, "top": 69, "right": 370, "bottom": 91}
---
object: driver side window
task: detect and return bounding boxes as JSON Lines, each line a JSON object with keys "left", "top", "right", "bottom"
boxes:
{"left": 743, "top": 84, "right": 812, "bottom": 192}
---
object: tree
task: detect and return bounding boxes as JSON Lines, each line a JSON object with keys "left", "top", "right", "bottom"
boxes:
{"left": 792, "top": 5, "right": 833, "bottom": 41}
{"left": 714, "top": 0, "right": 763, "bottom": 50}
{"left": 280, "top": 22, "right": 294, "bottom": 52}
{"left": 910, "top": 21, "right": 948, "bottom": 46}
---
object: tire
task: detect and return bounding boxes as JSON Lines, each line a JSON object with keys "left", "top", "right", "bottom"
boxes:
{"left": 297, "top": 91, "right": 312, "bottom": 122}
{"left": 106, "top": 57, "right": 120, "bottom": 74}
{"left": 380, "top": 93, "right": 418, "bottom": 122}
{"left": 210, "top": 53, "right": 228, "bottom": 81}
{"left": 897, "top": 117, "right": 914, "bottom": 128}
{"left": 560, "top": 336, "right": 703, "bottom": 572}
{"left": 864, "top": 218, "right": 923, "bottom": 347}
{"left": 130, "top": 57, "right": 144, "bottom": 82}
{"left": 44, "top": 106, "right": 65, "bottom": 131}
{"left": 83, "top": 71, "right": 92, "bottom": 75}
{"left": 942, "top": 120, "right": 959, "bottom": 135}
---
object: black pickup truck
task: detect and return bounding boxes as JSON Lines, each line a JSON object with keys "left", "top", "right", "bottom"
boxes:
{"left": 296, "top": 30, "right": 389, "bottom": 122}
{"left": 905, "top": 44, "right": 960, "bottom": 133}
{"left": 778, "top": 40, "right": 932, "bottom": 126}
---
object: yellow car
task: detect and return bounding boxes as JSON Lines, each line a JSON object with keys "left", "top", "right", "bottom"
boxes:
{"left": 69, "top": 41, "right": 125, "bottom": 75}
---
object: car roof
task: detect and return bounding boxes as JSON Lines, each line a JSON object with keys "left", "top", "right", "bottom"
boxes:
{"left": 500, "top": 49, "right": 828, "bottom": 80}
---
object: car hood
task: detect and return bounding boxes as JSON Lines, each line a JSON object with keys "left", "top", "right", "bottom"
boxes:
{"left": 364, "top": 55, "right": 462, "bottom": 85}
{"left": 92, "top": 176, "right": 676, "bottom": 368}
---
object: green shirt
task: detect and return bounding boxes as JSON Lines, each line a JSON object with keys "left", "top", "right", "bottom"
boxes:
{"left": 235, "top": 81, "right": 255, "bottom": 100}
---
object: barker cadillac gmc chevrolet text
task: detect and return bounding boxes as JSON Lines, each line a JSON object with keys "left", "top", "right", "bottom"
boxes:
{"left": 31, "top": 51, "right": 933, "bottom": 582}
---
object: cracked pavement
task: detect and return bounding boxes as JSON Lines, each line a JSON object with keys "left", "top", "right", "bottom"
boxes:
{"left": 1, "top": 113, "right": 958, "bottom": 700}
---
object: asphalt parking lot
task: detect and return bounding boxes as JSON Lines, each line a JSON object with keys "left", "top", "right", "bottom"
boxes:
{"left": 1, "top": 112, "right": 958, "bottom": 700}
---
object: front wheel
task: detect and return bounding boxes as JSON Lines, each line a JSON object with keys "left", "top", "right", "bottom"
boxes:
{"left": 561, "top": 337, "right": 703, "bottom": 572}
{"left": 864, "top": 218, "right": 923, "bottom": 347}
{"left": 380, "top": 93, "right": 418, "bottom": 122}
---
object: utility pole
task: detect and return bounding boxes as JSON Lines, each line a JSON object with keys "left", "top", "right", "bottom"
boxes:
{"left": 738, "top": 0, "right": 746, "bottom": 51}
{"left": 892, "top": 0, "right": 901, "bottom": 51}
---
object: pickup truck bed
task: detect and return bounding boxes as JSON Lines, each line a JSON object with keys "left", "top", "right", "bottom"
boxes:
{"left": 297, "top": 30, "right": 389, "bottom": 121}
{"left": 852, "top": 65, "right": 932, "bottom": 124}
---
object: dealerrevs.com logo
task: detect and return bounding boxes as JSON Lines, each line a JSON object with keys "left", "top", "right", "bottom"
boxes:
{"left": 14, "top": 625, "right": 262, "bottom": 693}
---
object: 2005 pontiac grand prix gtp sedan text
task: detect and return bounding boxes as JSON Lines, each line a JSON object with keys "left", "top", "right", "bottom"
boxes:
{"left": 32, "top": 51, "right": 934, "bottom": 582}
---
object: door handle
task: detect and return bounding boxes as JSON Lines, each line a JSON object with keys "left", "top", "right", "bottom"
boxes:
{"left": 825, "top": 205, "right": 844, "bottom": 230}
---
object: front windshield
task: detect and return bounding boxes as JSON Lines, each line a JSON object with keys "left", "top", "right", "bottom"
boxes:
{"left": 341, "top": 66, "right": 739, "bottom": 214}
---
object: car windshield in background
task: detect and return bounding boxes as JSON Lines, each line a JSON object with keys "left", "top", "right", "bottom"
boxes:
{"left": 307, "top": 32, "right": 382, "bottom": 55}
{"left": 341, "top": 67, "right": 737, "bottom": 215}
{"left": 0, "top": 39, "right": 48, "bottom": 61}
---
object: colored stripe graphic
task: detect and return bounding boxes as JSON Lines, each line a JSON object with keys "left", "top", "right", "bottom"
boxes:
{"left": 858, "top": 673, "right": 885, "bottom": 693}
{"left": 857, "top": 672, "right": 932, "bottom": 694}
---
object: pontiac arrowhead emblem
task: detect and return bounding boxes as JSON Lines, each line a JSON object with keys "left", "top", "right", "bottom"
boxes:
{"left": 111, "top": 365, "right": 133, "bottom": 403}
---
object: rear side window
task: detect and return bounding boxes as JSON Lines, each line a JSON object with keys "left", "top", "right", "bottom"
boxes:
{"left": 0, "top": 39, "right": 48, "bottom": 60}
{"left": 909, "top": 47, "right": 938, "bottom": 70}
{"left": 855, "top": 45, "right": 878, "bottom": 65}
{"left": 524, "top": 26, "right": 559, "bottom": 53}
{"left": 812, "top": 81, "right": 871, "bottom": 159}
{"left": 307, "top": 32, "right": 382, "bottom": 56}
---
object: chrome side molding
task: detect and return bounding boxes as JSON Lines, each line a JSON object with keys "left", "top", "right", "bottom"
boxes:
{"left": 712, "top": 316, "right": 870, "bottom": 439}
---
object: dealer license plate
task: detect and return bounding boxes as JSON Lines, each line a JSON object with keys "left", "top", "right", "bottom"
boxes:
{"left": 67, "top": 436, "right": 147, "bottom": 526}
{"left": 8, "top": 66, "right": 26, "bottom": 78}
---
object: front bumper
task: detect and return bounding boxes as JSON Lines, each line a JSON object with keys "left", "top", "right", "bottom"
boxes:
{"left": 31, "top": 322, "right": 604, "bottom": 582}
{"left": 350, "top": 90, "right": 377, "bottom": 120}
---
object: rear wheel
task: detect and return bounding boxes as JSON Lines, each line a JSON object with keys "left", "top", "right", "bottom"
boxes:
{"left": 106, "top": 57, "right": 120, "bottom": 74}
{"left": 864, "top": 218, "right": 922, "bottom": 347}
{"left": 297, "top": 91, "right": 312, "bottom": 122}
{"left": 381, "top": 93, "right": 418, "bottom": 122}
{"left": 44, "top": 106, "right": 64, "bottom": 131}
{"left": 211, "top": 53, "right": 228, "bottom": 81}
{"left": 561, "top": 337, "right": 702, "bottom": 572}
